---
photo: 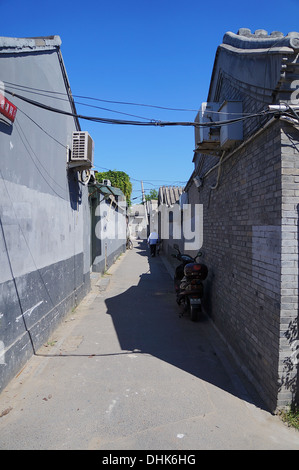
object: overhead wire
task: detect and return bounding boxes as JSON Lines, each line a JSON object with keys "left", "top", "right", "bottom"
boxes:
{"left": 14, "top": 117, "right": 69, "bottom": 198}
{"left": 8, "top": 84, "right": 155, "bottom": 121}
{"left": 5, "top": 80, "right": 285, "bottom": 121}
{"left": 0, "top": 164, "right": 71, "bottom": 355}
{"left": 7, "top": 82, "right": 296, "bottom": 196}
{"left": 93, "top": 164, "right": 187, "bottom": 188}
{"left": 4, "top": 87, "right": 279, "bottom": 128}
{"left": 18, "top": 107, "right": 67, "bottom": 148}
{"left": 9, "top": 85, "right": 293, "bottom": 200}
{"left": 5, "top": 80, "right": 280, "bottom": 117}
{"left": 3, "top": 80, "right": 201, "bottom": 112}
{"left": 0, "top": 171, "right": 36, "bottom": 354}
{"left": 14, "top": 110, "right": 187, "bottom": 191}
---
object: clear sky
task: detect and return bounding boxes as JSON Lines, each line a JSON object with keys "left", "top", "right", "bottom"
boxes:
{"left": 1, "top": 0, "right": 298, "bottom": 201}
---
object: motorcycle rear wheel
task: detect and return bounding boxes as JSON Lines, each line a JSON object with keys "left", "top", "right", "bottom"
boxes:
{"left": 190, "top": 303, "right": 201, "bottom": 322}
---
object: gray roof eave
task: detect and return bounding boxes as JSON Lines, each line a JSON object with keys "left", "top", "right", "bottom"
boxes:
{"left": 0, "top": 36, "right": 62, "bottom": 53}
{"left": 223, "top": 30, "right": 299, "bottom": 52}
{"left": 207, "top": 29, "right": 299, "bottom": 102}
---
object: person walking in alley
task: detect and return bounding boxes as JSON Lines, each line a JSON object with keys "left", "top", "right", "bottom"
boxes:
{"left": 147, "top": 230, "right": 159, "bottom": 257}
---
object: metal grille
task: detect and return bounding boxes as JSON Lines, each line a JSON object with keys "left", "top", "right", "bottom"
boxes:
{"left": 72, "top": 132, "right": 87, "bottom": 159}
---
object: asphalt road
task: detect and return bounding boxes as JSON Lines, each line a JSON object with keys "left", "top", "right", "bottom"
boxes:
{"left": 0, "top": 240, "right": 299, "bottom": 450}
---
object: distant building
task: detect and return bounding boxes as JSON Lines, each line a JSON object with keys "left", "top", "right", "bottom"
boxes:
{"left": 127, "top": 204, "right": 148, "bottom": 239}
{"left": 147, "top": 199, "right": 158, "bottom": 234}
{"left": 158, "top": 186, "right": 184, "bottom": 256}
{"left": 89, "top": 180, "right": 126, "bottom": 273}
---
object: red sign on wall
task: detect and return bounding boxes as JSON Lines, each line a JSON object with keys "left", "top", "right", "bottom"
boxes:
{"left": 0, "top": 92, "right": 17, "bottom": 122}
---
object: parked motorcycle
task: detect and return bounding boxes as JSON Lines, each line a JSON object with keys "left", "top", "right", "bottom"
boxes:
{"left": 171, "top": 244, "right": 208, "bottom": 322}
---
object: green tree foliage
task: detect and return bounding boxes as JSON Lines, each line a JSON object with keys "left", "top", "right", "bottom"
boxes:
{"left": 95, "top": 170, "right": 133, "bottom": 205}
{"left": 144, "top": 189, "right": 158, "bottom": 201}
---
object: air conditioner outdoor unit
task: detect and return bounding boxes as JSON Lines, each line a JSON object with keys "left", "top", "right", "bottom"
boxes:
{"left": 219, "top": 101, "right": 243, "bottom": 149}
{"left": 194, "top": 102, "right": 220, "bottom": 148}
{"left": 102, "top": 179, "right": 111, "bottom": 186}
{"left": 69, "top": 131, "right": 94, "bottom": 169}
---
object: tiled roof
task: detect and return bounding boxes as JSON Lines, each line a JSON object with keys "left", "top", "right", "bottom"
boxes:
{"left": 208, "top": 28, "right": 299, "bottom": 104}
{"left": 89, "top": 183, "right": 124, "bottom": 198}
{"left": 223, "top": 29, "right": 299, "bottom": 52}
{"left": 158, "top": 186, "right": 184, "bottom": 206}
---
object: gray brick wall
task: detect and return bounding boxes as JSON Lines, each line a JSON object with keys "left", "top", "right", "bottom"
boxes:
{"left": 183, "top": 50, "right": 299, "bottom": 410}
{"left": 187, "top": 117, "right": 299, "bottom": 411}
{"left": 278, "top": 123, "right": 299, "bottom": 407}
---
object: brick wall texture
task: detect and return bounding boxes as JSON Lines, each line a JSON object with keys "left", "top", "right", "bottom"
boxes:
{"left": 187, "top": 74, "right": 299, "bottom": 411}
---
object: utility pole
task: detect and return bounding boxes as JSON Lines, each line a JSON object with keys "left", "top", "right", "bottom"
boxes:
{"left": 141, "top": 181, "right": 149, "bottom": 229}
{"left": 141, "top": 180, "right": 146, "bottom": 205}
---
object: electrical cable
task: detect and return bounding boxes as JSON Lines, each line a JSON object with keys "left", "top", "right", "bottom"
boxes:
{"left": 281, "top": 102, "right": 299, "bottom": 120}
{"left": 93, "top": 164, "right": 188, "bottom": 188}
{"left": 3, "top": 80, "right": 280, "bottom": 117}
{"left": 4, "top": 83, "right": 163, "bottom": 121}
{"left": 201, "top": 116, "right": 280, "bottom": 184}
{"left": 209, "top": 151, "right": 226, "bottom": 190}
{"left": 14, "top": 117, "right": 69, "bottom": 198}
{"left": 10, "top": 109, "right": 187, "bottom": 192}
{"left": 3, "top": 80, "right": 200, "bottom": 112}
{"left": 0, "top": 192, "right": 36, "bottom": 355}
{"left": 18, "top": 107, "right": 67, "bottom": 148}
{"left": 9, "top": 85, "right": 297, "bottom": 196}
{"left": 4, "top": 88, "right": 278, "bottom": 128}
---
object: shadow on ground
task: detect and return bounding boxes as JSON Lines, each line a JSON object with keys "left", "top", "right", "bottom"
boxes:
{"left": 105, "top": 240, "right": 265, "bottom": 411}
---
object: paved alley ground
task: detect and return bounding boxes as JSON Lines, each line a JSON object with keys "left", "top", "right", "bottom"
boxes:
{"left": 0, "top": 240, "right": 299, "bottom": 450}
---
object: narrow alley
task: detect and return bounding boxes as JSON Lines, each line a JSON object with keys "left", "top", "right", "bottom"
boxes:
{"left": 0, "top": 240, "right": 299, "bottom": 450}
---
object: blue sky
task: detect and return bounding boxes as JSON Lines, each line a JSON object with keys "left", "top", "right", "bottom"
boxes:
{"left": 1, "top": 0, "right": 298, "bottom": 201}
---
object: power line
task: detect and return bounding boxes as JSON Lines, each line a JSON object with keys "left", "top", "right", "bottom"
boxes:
{"left": 5, "top": 88, "right": 277, "bottom": 128}
{"left": 5, "top": 81, "right": 281, "bottom": 118}
{"left": 10, "top": 109, "right": 188, "bottom": 190}
{"left": 18, "top": 108, "right": 67, "bottom": 148}
{"left": 3, "top": 80, "right": 200, "bottom": 112}
{"left": 5, "top": 82, "right": 155, "bottom": 121}
{"left": 93, "top": 165, "right": 187, "bottom": 189}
